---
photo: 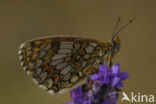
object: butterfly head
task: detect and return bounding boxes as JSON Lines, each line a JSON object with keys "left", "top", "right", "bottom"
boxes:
{"left": 111, "top": 35, "right": 120, "bottom": 53}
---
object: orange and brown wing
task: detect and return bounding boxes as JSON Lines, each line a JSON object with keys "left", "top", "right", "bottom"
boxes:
{"left": 18, "top": 36, "right": 109, "bottom": 94}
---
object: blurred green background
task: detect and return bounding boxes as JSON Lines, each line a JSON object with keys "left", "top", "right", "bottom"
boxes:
{"left": 0, "top": 0, "right": 156, "bottom": 104}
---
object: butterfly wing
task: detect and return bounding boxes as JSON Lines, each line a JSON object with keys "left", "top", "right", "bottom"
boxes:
{"left": 19, "top": 36, "right": 109, "bottom": 94}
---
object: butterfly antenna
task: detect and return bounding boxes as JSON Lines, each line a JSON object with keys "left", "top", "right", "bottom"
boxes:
{"left": 112, "top": 17, "right": 121, "bottom": 39}
{"left": 113, "top": 18, "right": 133, "bottom": 39}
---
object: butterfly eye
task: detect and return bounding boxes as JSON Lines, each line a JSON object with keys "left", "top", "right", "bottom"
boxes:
{"left": 112, "top": 40, "right": 117, "bottom": 48}
{"left": 111, "top": 40, "right": 120, "bottom": 53}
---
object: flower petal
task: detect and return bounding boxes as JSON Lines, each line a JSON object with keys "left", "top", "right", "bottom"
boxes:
{"left": 107, "top": 91, "right": 118, "bottom": 100}
{"left": 111, "top": 77, "right": 120, "bottom": 87}
{"left": 99, "top": 64, "right": 108, "bottom": 73}
{"left": 110, "top": 63, "right": 120, "bottom": 74}
{"left": 99, "top": 64, "right": 103, "bottom": 72}
{"left": 118, "top": 72, "right": 129, "bottom": 80}
{"left": 82, "top": 101, "right": 92, "bottom": 104}
{"left": 116, "top": 82, "right": 123, "bottom": 88}
{"left": 106, "top": 77, "right": 109, "bottom": 85}
{"left": 70, "top": 86, "right": 85, "bottom": 103}
{"left": 99, "top": 79, "right": 106, "bottom": 86}
{"left": 90, "top": 74, "right": 100, "bottom": 81}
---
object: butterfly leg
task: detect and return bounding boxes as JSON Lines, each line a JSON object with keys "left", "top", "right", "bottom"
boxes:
{"left": 107, "top": 54, "right": 112, "bottom": 67}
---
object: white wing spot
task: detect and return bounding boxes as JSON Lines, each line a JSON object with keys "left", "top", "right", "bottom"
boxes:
{"left": 85, "top": 45, "right": 94, "bottom": 53}
{"left": 19, "top": 56, "right": 23, "bottom": 60}
{"left": 18, "top": 50, "right": 22, "bottom": 55}
{"left": 44, "top": 44, "right": 51, "bottom": 50}
{"left": 28, "top": 62, "right": 34, "bottom": 69}
{"left": 32, "top": 78, "right": 39, "bottom": 85}
{"left": 19, "top": 42, "right": 26, "bottom": 49}
{"left": 23, "top": 66, "right": 27, "bottom": 71}
{"left": 82, "top": 61, "right": 87, "bottom": 67}
{"left": 20, "top": 62, "right": 24, "bottom": 66}
{"left": 70, "top": 75, "right": 79, "bottom": 83}
{"left": 56, "top": 62, "right": 67, "bottom": 70}
{"left": 36, "top": 59, "right": 42, "bottom": 67}
{"left": 36, "top": 68, "right": 42, "bottom": 75}
{"left": 51, "top": 59, "right": 63, "bottom": 66}
{"left": 48, "top": 90, "right": 55, "bottom": 95}
{"left": 39, "top": 84, "right": 48, "bottom": 90}
{"left": 84, "top": 54, "right": 89, "bottom": 59}
{"left": 39, "top": 51, "right": 46, "bottom": 58}
{"left": 98, "top": 47, "right": 103, "bottom": 57}
{"left": 61, "top": 65, "right": 72, "bottom": 74}
{"left": 89, "top": 42, "right": 97, "bottom": 47}
{"left": 76, "top": 55, "right": 81, "bottom": 60}
{"left": 78, "top": 71, "right": 83, "bottom": 77}
{"left": 26, "top": 70, "right": 33, "bottom": 75}
{"left": 74, "top": 43, "right": 80, "bottom": 49}
{"left": 63, "top": 73, "right": 71, "bottom": 81}
{"left": 60, "top": 42, "right": 73, "bottom": 49}
{"left": 52, "top": 54, "right": 66, "bottom": 60}
{"left": 45, "top": 79, "right": 53, "bottom": 88}
{"left": 39, "top": 72, "right": 48, "bottom": 81}
{"left": 58, "top": 49, "right": 71, "bottom": 53}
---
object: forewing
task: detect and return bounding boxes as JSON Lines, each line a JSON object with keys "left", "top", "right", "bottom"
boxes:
{"left": 18, "top": 37, "right": 107, "bottom": 94}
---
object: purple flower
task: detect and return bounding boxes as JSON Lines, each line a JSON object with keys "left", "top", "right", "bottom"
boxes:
{"left": 90, "top": 64, "right": 109, "bottom": 86}
{"left": 70, "top": 86, "right": 86, "bottom": 103}
{"left": 65, "top": 63, "right": 129, "bottom": 104}
{"left": 109, "top": 63, "right": 129, "bottom": 88}
{"left": 90, "top": 63, "right": 129, "bottom": 88}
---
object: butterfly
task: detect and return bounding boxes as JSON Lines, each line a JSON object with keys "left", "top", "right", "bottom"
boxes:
{"left": 18, "top": 18, "right": 133, "bottom": 94}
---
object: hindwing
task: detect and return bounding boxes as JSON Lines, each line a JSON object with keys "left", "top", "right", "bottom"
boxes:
{"left": 19, "top": 36, "right": 110, "bottom": 94}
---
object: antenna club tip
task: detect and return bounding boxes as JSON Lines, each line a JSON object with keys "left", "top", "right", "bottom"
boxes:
{"left": 129, "top": 18, "right": 133, "bottom": 23}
